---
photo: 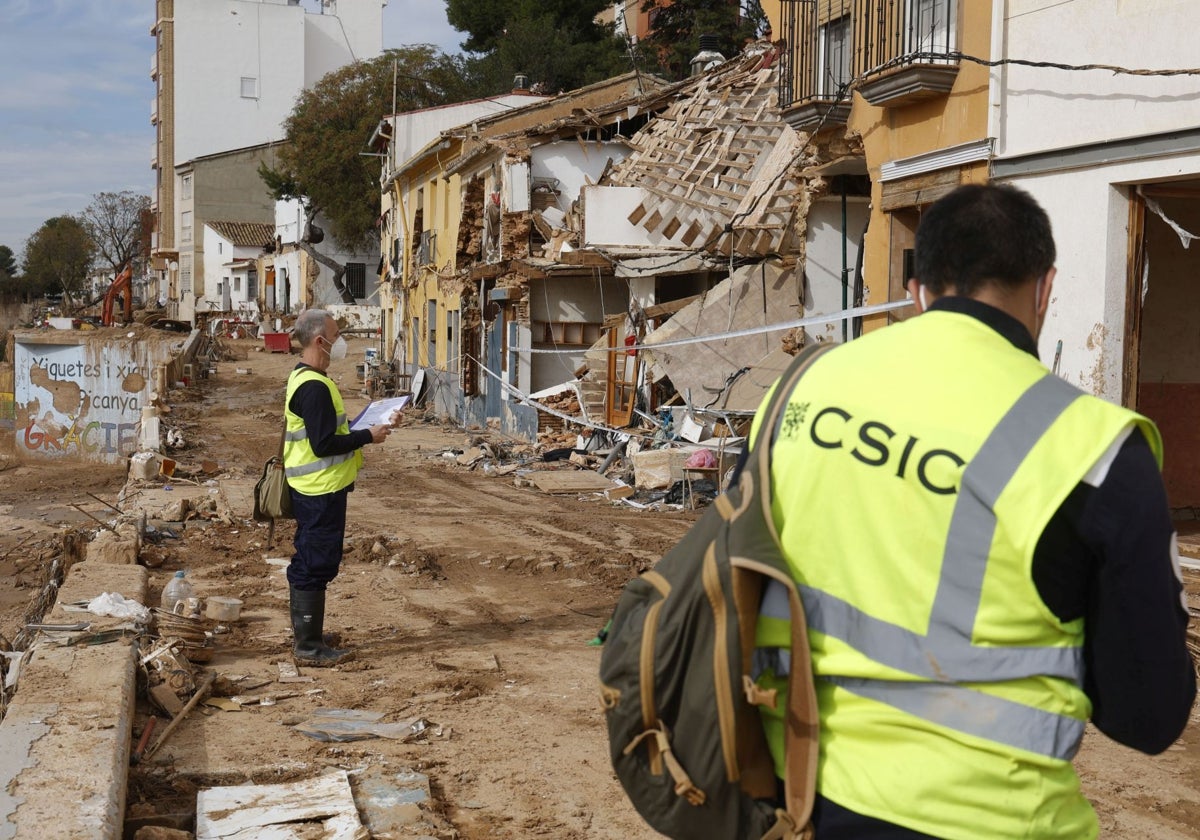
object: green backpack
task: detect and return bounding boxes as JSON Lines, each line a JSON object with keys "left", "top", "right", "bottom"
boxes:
{"left": 599, "top": 344, "right": 828, "bottom": 840}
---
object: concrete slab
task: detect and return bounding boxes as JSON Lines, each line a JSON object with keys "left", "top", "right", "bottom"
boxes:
{"left": 0, "top": 562, "right": 146, "bottom": 840}
{"left": 0, "top": 642, "right": 139, "bottom": 840}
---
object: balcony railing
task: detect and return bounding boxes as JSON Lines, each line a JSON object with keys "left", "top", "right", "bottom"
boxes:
{"left": 780, "top": 0, "right": 960, "bottom": 126}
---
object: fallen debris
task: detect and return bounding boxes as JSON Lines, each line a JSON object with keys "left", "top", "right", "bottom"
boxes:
{"left": 293, "top": 709, "right": 434, "bottom": 742}
{"left": 195, "top": 769, "right": 365, "bottom": 840}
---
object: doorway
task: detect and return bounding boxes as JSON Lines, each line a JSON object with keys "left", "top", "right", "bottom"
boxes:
{"left": 1127, "top": 183, "right": 1200, "bottom": 512}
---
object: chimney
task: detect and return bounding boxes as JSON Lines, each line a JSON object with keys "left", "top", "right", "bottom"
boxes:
{"left": 512, "top": 73, "right": 531, "bottom": 94}
{"left": 690, "top": 34, "right": 725, "bottom": 76}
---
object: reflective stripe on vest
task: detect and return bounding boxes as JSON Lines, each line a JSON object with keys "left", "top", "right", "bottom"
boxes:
{"left": 284, "top": 449, "right": 357, "bottom": 479}
{"left": 757, "top": 373, "right": 1089, "bottom": 761}
{"left": 284, "top": 413, "right": 347, "bottom": 442}
{"left": 283, "top": 368, "right": 361, "bottom": 495}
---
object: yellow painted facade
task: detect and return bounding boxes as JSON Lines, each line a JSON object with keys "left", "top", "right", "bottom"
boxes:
{"left": 767, "top": 0, "right": 995, "bottom": 331}
{"left": 383, "top": 138, "right": 466, "bottom": 374}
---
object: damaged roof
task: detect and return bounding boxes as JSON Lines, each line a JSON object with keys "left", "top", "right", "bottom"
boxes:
{"left": 445, "top": 71, "right": 673, "bottom": 177}
{"left": 205, "top": 221, "right": 274, "bottom": 248}
{"left": 604, "top": 45, "right": 808, "bottom": 258}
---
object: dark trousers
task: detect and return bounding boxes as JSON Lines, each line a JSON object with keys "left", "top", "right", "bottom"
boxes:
{"left": 288, "top": 486, "right": 349, "bottom": 590}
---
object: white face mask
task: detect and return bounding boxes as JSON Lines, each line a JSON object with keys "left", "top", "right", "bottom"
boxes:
{"left": 919, "top": 285, "right": 930, "bottom": 310}
{"left": 322, "top": 335, "right": 348, "bottom": 361}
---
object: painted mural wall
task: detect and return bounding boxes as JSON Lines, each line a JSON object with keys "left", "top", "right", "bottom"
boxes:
{"left": 13, "top": 334, "right": 171, "bottom": 464}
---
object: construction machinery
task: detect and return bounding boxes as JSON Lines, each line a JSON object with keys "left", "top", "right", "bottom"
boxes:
{"left": 101, "top": 264, "right": 134, "bottom": 327}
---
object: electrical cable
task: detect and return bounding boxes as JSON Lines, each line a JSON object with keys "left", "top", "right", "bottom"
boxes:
{"left": 515, "top": 298, "right": 913, "bottom": 355}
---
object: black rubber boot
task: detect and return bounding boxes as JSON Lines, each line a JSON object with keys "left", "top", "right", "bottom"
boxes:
{"left": 289, "top": 587, "right": 353, "bottom": 667}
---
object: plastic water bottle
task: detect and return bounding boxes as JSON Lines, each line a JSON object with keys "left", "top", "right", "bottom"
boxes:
{"left": 161, "top": 570, "right": 195, "bottom": 613}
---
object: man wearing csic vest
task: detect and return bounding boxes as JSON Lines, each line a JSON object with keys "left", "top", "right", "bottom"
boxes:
{"left": 750, "top": 184, "right": 1194, "bottom": 838}
{"left": 285, "top": 309, "right": 390, "bottom": 666}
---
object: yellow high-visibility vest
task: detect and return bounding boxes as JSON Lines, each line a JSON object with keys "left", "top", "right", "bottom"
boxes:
{"left": 283, "top": 367, "right": 363, "bottom": 496}
{"left": 751, "top": 309, "right": 1161, "bottom": 839}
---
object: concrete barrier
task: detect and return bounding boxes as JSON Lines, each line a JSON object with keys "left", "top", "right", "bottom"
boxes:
{"left": 0, "top": 562, "right": 147, "bottom": 840}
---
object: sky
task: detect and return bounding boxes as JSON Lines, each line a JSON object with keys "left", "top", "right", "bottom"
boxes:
{"left": 0, "top": 0, "right": 463, "bottom": 262}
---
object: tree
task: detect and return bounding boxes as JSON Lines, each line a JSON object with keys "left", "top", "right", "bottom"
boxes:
{"left": 0, "top": 245, "right": 18, "bottom": 303}
{"left": 463, "top": 10, "right": 631, "bottom": 95}
{"left": 261, "top": 46, "right": 473, "bottom": 303}
{"left": 447, "top": 0, "right": 609, "bottom": 54}
{"left": 22, "top": 216, "right": 96, "bottom": 306}
{"left": 0, "top": 245, "right": 16, "bottom": 279}
{"left": 79, "top": 191, "right": 152, "bottom": 277}
{"left": 640, "top": 0, "right": 765, "bottom": 80}
{"left": 447, "top": 0, "right": 630, "bottom": 94}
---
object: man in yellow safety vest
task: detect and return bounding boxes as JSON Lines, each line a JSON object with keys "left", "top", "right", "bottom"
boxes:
{"left": 751, "top": 184, "right": 1194, "bottom": 838}
{"left": 284, "top": 309, "right": 390, "bottom": 666}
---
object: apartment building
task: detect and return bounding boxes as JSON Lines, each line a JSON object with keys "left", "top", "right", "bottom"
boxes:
{"left": 149, "top": 0, "right": 382, "bottom": 323}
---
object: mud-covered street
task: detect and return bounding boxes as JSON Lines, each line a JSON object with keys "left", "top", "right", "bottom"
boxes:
{"left": 1, "top": 336, "right": 1199, "bottom": 838}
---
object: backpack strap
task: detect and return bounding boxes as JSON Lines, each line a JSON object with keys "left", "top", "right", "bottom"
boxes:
{"left": 740, "top": 342, "right": 831, "bottom": 835}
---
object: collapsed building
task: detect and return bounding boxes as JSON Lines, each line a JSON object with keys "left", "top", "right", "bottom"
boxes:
{"left": 377, "top": 44, "right": 874, "bottom": 449}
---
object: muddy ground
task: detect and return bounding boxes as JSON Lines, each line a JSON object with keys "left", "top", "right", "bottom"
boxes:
{"left": 1, "top": 335, "right": 1199, "bottom": 838}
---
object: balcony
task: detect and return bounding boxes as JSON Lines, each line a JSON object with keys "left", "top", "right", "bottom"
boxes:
{"left": 779, "top": 0, "right": 960, "bottom": 125}
{"left": 150, "top": 51, "right": 158, "bottom": 80}
{"left": 855, "top": 0, "right": 959, "bottom": 107}
{"left": 150, "top": 95, "right": 158, "bottom": 125}
{"left": 779, "top": 0, "right": 854, "bottom": 131}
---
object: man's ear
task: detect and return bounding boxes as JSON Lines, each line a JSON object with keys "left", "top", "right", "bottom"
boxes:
{"left": 1037, "top": 268, "right": 1056, "bottom": 318}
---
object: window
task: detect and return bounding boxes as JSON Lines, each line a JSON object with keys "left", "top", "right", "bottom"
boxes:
{"left": 247, "top": 270, "right": 258, "bottom": 299}
{"left": 180, "top": 255, "right": 193, "bottom": 294}
{"left": 233, "top": 276, "right": 241, "bottom": 292}
{"left": 346, "top": 262, "right": 366, "bottom": 299}
{"left": 180, "top": 210, "right": 192, "bottom": 243}
{"left": 217, "top": 242, "right": 223, "bottom": 255}
{"left": 180, "top": 173, "right": 192, "bottom": 200}
{"left": 427, "top": 301, "right": 437, "bottom": 366}
{"left": 907, "top": 0, "right": 956, "bottom": 57}
{"left": 447, "top": 309, "right": 460, "bottom": 373}
{"left": 819, "top": 16, "right": 852, "bottom": 98}
{"left": 240, "top": 76, "right": 258, "bottom": 99}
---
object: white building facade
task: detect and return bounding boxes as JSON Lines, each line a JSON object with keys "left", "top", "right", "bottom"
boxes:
{"left": 991, "top": 0, "right": 1200, "bottom": 508}
{"left": 151, "top": 0, "right": 383, "bottom": 323}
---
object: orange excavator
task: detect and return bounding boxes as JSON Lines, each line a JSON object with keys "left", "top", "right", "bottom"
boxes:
{"left": 101, "top": 264, "right": 134, "bottom": 326}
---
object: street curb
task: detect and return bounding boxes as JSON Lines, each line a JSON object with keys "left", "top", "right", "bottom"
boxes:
{"left": 0, "top": 562, "right": 146, "bottom": 840}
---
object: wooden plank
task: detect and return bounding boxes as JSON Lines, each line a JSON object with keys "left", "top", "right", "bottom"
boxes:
{"left": 529, "top": 470, "right": 619, "bottom": 494}
{"left": 879, "top": 168, "right": 961, "bottom": 211}
{"left": 196, "top": 770, "right": 366, "bottom": 840}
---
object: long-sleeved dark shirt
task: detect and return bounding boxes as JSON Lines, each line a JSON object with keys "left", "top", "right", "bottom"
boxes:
{"left": 746, "top": 297, "right": 1196, "bottom": 838}
{"left": 287, "top": 363, "right": 372, "bottom": 464}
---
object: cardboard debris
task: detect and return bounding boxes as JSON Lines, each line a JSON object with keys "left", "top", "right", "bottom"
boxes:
{"left": 528, "top": 471, "right": 619, "bottom": 494}
{"left": 631, "top": 449, "right": 690, "bottom": 490}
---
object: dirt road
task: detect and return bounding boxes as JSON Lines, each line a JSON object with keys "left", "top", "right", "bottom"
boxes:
{"left": 1, "top": 335, "right": 1198, "bottom": 838}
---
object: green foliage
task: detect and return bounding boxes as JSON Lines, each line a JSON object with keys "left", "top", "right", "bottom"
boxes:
{"left": 22, "top": 216, "right": 96, "bottom": 304}
{"left": 261, "top": 46, "right": 473, "bottom": 251}
{"left": 640, "top": 0, "right": 764, "bottom": 80}
{"left": 463, "top": 12, "right": 631, "bottom": 94}
{"left": 0, "top": 245, "right": 16, "bottom": 278}
{"left": 79, "top": 191, "right": 152, "bottom": 277}
{"left": 0, "top": 245, "right": 21, "bottom": 302}
{"left": 446, "top": 0, "right": 632, "bottom": 94}
{"left": 446, "top": 0, "right": 611, "bottom": 55}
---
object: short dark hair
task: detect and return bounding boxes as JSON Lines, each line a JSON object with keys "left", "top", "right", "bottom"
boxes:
{"left": 914, "top": 183, "right": 1056, "bottom": 296}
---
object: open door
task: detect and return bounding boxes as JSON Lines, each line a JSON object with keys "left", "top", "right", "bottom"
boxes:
{"left": 605, "top": 325, "right": 639, "bottom": 428}
{"left": 1127, "top": 183, "right": 1200, "bottom": 512}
